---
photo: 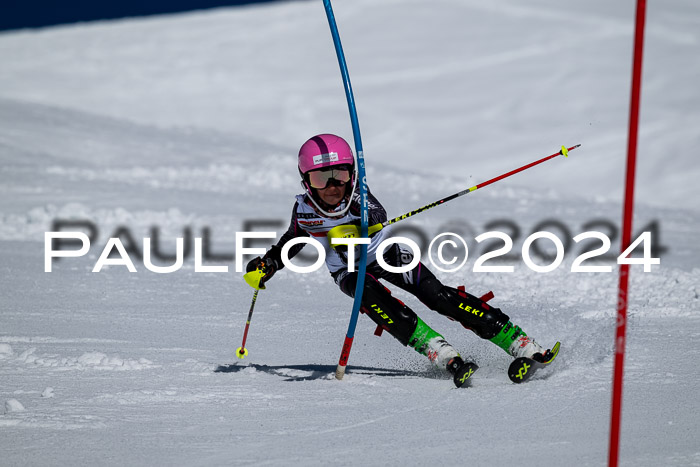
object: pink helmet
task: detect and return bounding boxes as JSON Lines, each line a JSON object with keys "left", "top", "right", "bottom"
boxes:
{"left": 298, "top": 134, "right": 357, "bottom": 217}
{"left": 298, "top": 134, "right": 355, "bottom": 175}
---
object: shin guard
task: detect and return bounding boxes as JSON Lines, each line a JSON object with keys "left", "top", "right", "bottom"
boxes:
{"left": 432, "top": 286, "right": 510, "bottom": 340}
{"left": 360, "top": 277, "right": 417, "bottom": 346}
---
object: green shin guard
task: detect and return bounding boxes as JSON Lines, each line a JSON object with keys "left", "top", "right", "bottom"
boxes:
{"left": 490, "top": 321, "right": 526, "bottom": 353}
{"left": 408, "top": 317, "right": 443, "bottom": 357}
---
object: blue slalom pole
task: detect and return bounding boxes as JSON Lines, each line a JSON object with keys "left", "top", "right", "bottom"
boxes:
{"left": 322, "top": 0, "right": 369, "bottom": 380}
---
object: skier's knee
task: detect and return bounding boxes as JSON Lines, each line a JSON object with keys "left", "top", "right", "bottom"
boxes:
{"left": 360, "top": 277, "right": 417, "bottom": 346}
{"left": 336, "top": 271, "right": 356, "bottom": 298}
{"left": 434, "top": 286, "right": 510, "bottom": 340}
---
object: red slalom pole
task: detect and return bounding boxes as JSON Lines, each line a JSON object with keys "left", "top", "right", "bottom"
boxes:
{"left": 609, "top": 0, "right": 647, "bottom": 465}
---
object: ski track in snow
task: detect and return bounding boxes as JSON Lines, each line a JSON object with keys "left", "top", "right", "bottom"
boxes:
{"left": 1, "top": 0, "right": 700, "bottom": 465}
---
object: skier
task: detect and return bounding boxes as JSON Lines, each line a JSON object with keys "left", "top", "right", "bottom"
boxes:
{"left": 246, "top": 133, "right": 556, "bottom": 387}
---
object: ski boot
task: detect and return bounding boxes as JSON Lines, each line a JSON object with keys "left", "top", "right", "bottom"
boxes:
{"left": 408, "top": 317, "right": 478, "bottom": 388}
{"left": 508, "top": 335, "right": 546, "bottom": 360}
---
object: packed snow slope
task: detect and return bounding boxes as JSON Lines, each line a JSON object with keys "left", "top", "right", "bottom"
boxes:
{"left": 1, "top": 1, "right": 699, "bottom": 466}
{"left": 2, "top": 0, "right": 700, "bottom": 211}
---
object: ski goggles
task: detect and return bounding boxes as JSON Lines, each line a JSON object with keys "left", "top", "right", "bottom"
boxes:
{"left": 306, "top": 167, "right": 352, "bottom": 189}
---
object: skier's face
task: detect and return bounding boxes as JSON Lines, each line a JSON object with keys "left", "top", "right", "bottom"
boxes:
{"left": 316, "top": 182, "right": 347, "bottom": 207}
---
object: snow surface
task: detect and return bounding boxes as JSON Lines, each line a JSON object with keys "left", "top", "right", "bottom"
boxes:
{"left": 1, "top": 0, "right": 699, "bottom": 465}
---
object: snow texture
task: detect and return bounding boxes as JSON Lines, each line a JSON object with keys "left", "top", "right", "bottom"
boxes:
{"left": 1, "top": 0, "right": 699, "bottom": 465}
{"left": 4, "top": 399, "right": 26, "bottom": 414}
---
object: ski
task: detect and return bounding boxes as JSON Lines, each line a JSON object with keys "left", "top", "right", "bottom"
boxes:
{"left": 447, "top": 358, "right": 479, "bottom": 388}
{"left": 508, "top": 341, "right": 560, "bottom": 384}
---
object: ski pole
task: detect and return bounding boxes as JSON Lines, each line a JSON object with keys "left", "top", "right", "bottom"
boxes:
{"left": 327, "top": 144, "right": 582, "bottom": 243}
{"left": 382, "top": 144, "right": 581, "bottom": 227}
{"left": 236, "top": 289, "right": 259, "bottom": 359}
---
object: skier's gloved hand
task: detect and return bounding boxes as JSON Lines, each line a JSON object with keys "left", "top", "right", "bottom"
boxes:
{"left": 245, "top": 247, "right": 282, "bottom": 289}
{"left": 246, "top": 256, "right": 262, "bottom": 273}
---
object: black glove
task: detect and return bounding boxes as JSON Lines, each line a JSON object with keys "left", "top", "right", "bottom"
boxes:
{"left": 246, "top": 246, "right": 282, "bottom": 288}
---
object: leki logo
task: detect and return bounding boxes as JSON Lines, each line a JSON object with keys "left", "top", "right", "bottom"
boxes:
{"left": 516, "top": 362, "right": 531, "bottom": 380}
{"left": 458, "top": 303, "right": 484, "bottom": 317}
{"left": 371, "top": 304, "right": 394, "bottom": 324}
